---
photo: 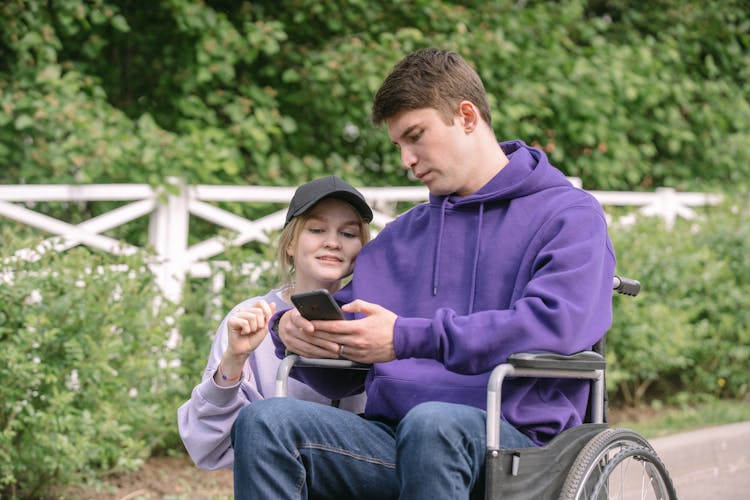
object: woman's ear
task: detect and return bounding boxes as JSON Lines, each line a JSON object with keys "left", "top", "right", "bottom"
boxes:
{"left": 458, "top": 101, "right": 479, "bottom": 133}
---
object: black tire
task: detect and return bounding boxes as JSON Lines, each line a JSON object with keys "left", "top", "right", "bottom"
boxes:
{"left": 558, "top": 428, "right": 677, "bottom": 500}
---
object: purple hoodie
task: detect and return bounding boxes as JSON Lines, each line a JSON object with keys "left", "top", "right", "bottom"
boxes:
{"left": 276, "top": 140, "right": 615, "bottom": 445}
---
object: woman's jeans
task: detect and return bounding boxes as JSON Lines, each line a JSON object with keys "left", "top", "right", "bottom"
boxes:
{"left": 231, "top": 398, "right": 535, "bottom": 499}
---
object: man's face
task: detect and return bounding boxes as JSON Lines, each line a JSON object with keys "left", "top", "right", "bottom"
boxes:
{"left": 386, "top": 107, "right": 476, "bottom": 196}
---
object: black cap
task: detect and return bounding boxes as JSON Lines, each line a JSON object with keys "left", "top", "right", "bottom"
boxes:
{"left": 284, "top": 176, "right": 373, "bottom": 226}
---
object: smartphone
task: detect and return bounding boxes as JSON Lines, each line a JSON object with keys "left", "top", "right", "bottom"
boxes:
{"left": 290, "top": 289, "right": 345, "bottom": 320}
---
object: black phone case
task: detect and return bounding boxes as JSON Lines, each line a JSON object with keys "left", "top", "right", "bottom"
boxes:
{"left": 290, "top": 289, "right": 344, "bottom": 320}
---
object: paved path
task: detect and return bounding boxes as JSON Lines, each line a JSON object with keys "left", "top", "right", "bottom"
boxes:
{"left": 649, "top": 421, "right": 750, "bottom": 499}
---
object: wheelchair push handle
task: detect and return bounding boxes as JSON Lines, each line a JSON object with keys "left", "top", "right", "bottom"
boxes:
{"left": 613, "top": 275, "right": 640, "bottom": 296}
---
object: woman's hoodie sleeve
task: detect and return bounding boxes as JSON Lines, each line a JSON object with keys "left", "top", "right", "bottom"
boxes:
{"left": 177, "top": 314, "right": 263, "bottom": 470}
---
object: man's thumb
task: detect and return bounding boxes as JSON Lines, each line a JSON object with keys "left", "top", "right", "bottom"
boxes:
{"left": 342, "top": 299, "right": 377, "bottom": 316}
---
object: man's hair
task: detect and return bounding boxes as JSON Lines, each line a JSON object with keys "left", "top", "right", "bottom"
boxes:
{"left": 371, "top": 48, "right": 492, "bottom": 127}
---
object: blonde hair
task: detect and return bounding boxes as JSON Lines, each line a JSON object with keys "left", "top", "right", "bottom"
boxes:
{"left": 275, "top": 200, "right": 371, "bottom": 287}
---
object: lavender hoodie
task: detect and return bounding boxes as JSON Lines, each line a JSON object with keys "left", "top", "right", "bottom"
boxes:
{"left": 178, "top": 287, "right": 366, "bottom": 470}
{"left": 275, "top": 141, "right": 615, "bottom": 445}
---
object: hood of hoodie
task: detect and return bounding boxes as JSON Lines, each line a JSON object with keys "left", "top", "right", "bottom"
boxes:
{"left": 421, "top": 140, "right": 573, "bottom": 309}
{"left": 443, "top": 140, "right": 562, "bottom": 207}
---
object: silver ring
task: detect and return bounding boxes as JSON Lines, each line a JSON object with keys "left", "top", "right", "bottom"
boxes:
{"left": 339, "top": 344, "right": 345, "bottom": 357}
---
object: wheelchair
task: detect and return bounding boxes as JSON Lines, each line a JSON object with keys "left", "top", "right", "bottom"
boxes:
{"left": 275, "top": 276, "right": 678, "bottom": 499}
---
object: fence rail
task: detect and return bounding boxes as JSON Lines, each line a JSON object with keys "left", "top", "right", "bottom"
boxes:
{"left": 0, "top": 180, "right": 723, "bottom": 302}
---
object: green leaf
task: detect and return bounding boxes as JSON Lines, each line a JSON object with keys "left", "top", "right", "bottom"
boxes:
{"left": 110, "top": 14, "right": 130, "bottom": 33}
{"left": 14, "top": 114, "right": 34, "bottom": 130}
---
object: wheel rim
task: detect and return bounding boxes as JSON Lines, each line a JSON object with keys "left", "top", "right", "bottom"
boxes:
{"left": 589, "top": 445, "right": 674, "bottom": 500}
{"left": 561, "top": 429, "right": 676, "bottom": 500}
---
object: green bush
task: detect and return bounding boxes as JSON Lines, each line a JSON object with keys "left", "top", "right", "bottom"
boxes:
{"left": 0, "top": 236, "right": 182, "bottom": 498}
{"left": 2, "top": 1, "right": 749, "bottom": 192}
{"left": 608, "top": 198, "right": 750, "bottom": 406}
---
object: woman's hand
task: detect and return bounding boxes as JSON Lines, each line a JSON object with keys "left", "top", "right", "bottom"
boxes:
{"left": 215, "top": 300, "right": 276, "bottom": 386}
{"left": 226, "top": 300, "right": 276, "bottom": 357}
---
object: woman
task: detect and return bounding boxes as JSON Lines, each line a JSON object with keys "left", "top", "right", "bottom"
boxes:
{"left": 178, "top": 176, "right": 373, "bottom": 470}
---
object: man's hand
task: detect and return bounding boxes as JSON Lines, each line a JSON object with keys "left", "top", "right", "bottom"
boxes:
{"left": 313, "top": 299, "right": 397, "bottom": 363}
{"left": 278, "top": 307, "right": 341, "bottom": 358}
{"left": 278, "top": 299, "right": 398, "bottom": 363}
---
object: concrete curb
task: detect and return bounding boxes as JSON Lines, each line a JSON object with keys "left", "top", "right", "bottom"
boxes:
{"left": 648, "top": 421, "right": 750, "bottom": 499}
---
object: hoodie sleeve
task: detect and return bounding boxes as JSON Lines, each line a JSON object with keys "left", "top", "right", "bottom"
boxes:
{"left": 177, "top": 309, "right": 263, "bottom": 470}
{"left": 270, "top": 307, "right": 292, "bottom": 360}
{"left": 393, "top": 204, "right": 616, "bottom": 374}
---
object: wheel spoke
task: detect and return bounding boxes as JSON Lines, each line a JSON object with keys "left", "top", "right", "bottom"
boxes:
{"left": 558, "top": 428, "right": 676, "bottom": 500}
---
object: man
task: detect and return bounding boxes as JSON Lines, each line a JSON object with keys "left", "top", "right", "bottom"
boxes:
{"left": 231, "top": 48, "right": 615, "bottom": 499}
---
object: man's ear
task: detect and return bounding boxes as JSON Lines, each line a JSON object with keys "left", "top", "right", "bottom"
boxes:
{"left": 458, "top": 101, "right": 479, "bottom": 133}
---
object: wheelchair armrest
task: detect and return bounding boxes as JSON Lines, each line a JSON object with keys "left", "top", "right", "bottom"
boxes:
{"left": 508, "top": 351, "right": 605, "bottom": 371}
{"left": 275, "top": 354, "right": 371, "bottom": 397}
{"left": 487, "top": 351, "right": 607, "bottom": 452}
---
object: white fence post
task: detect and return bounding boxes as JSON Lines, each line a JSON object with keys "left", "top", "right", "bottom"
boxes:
{"left": 148, "top": 179, "right": 189, "bottom": 303}
{"left": 641, "top": 188, "right": 695, "bottom": 230}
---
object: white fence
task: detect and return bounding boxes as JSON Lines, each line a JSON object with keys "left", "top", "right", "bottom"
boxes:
{"left": 0, "top": 180, "right": 723, "bottom": 302}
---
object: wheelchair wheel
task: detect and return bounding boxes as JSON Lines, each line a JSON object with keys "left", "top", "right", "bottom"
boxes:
{"left": 558, "top": 428, "right": 677, "bottom": 500}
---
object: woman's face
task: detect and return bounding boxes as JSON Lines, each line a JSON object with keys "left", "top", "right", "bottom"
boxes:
{"left": 287, "top": 198, "right": 365, "bottom": 292}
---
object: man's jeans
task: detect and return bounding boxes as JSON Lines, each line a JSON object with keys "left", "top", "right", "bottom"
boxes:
{"left": 231, "top": 398, "right": 535, "bottom": 499}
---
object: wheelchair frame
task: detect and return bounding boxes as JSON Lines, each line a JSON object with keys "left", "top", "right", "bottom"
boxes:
{"left": 275, "top": 276, "right": 677, "bottom": 499}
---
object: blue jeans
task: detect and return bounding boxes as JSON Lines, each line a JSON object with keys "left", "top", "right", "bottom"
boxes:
{"left": 231, "top": 399, "right": 536, "bottom": 499}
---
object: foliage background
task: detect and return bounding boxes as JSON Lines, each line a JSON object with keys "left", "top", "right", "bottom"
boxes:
{"left": 2, "top": 0, "right": 749, "bottom": 192}
{"left": 1, "top": 0, "right": 749, "bottom": 496}
{"left": 0, "top": 239, "right": 183, "bottom": 497}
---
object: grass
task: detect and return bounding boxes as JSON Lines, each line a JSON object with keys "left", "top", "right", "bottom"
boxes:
{"left": 610, "top": 398, "right": 750, "bottom": 439}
